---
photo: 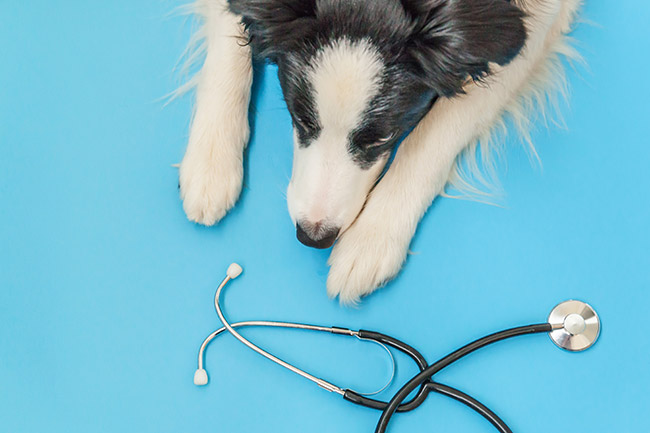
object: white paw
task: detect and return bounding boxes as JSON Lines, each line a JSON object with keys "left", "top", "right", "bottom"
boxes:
{"left": 327, "top": 213, "right": 411, "bottom": 304}
{"left": 179, "top": 150, "right": 243, "bottom": 226}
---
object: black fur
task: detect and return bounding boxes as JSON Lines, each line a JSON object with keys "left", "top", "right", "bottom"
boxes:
{"left": 228, "top": 0, "right": 527, "bottom": 167}
{"left": 401, "top": 0, "right": 527, "bottom": 96}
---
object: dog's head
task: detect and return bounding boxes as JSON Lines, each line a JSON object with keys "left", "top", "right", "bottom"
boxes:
{"left": 230, "top": 0, "right": 526, "bottom": 248}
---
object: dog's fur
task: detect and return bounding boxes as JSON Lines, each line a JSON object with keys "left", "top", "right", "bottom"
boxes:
{"left": 179, "top": 0, "right": 582, "bottom": 303}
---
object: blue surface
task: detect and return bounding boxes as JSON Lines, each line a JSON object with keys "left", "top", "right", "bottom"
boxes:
{"left": 1, "top": 1, "right": 649, "bottom": 432}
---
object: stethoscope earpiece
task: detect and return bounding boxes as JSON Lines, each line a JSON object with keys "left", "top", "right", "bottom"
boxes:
{"left": 194, "top": 368, "right": 208, "bottom": 386}
{"left": 227, "top": 263, "right": 243, "bottom": 279}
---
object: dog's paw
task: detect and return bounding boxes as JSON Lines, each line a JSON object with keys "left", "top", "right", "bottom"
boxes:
{"left": 327, "top": 213, "right": 411, "bottom": 304}
{"left": 179, "top": 152, "right": 243, "bottom": 226}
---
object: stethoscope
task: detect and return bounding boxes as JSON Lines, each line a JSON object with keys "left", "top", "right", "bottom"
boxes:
{"left": 195, "top": 264, "right": 601, "bottom": 433}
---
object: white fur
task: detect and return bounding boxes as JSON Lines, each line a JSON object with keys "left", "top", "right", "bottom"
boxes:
{"left": 327, "top": 0, "right": 583, "bottom": 303}
{"left": 446, "top": 1, "right": 583, "bottom": 199}
{"left": 179, "top": 0, "right": 253, "bottom": 225}
{"left": 310, "top": 39, "right": 383, "bottom": 133}
{"left": 287, "top": 39, "right": 387, "bottom": 231}
{"left": 181, "top": 0, "right": 582, "bottom": 303}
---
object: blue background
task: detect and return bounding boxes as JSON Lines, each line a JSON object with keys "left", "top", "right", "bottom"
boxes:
{"left": 1, "top": 1, "right": 648, "bottom": 432}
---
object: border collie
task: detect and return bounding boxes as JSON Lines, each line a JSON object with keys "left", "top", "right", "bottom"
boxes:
{"left": 178, "top": 0, "right": 582, "bottom": 303}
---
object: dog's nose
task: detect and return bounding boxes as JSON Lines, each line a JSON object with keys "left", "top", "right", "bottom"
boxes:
{"left": 296, "top": 221, "right": 340, "bottom": 249}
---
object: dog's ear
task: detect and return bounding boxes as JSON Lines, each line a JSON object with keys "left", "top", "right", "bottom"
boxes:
{"left": 228, "top": 0, "right": 317, "bottom": 60}
{"left": 404, "top": 0, "right": 527, "bottom": 96}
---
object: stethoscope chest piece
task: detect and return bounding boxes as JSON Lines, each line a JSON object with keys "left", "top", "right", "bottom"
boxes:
{"left": 548, "top": 300, "right": 600, "bottom": 352}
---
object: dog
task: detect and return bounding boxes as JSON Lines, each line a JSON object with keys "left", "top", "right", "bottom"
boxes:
{"left": 179, "top": 0, "right": 582, "bottom": 303}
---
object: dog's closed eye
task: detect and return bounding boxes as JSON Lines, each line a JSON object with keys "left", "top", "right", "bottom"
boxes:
{"left": 368, "top": 133, "right": 395, "bottom": 147}
{"left": 293, "top": 117, "right": 307, "bottom": 129}
{"left": 378, "top": 133, "right": 395, "bottom": 143}
{"left": 293, "top": 115, "right": 318, "bottom": 132}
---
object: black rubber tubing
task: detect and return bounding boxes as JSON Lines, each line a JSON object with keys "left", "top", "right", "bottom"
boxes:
{"left": 344, "top": 330, "right": 515, "bottom": 431}
{"left": 374, "top": 323, "right": 553, "bottom": 433}
{"left": 427, "top": 382, "right": 512, "bottom": 433}
{"left": 344, "top": 330, "right": 430, "bottom": 412}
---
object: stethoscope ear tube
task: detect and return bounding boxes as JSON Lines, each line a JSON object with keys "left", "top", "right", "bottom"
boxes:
{"left": 426, "top": 382, "right": 512, "bottom": 433}
{"left": 348, "top": 330, "right": 517, "bottom": 432}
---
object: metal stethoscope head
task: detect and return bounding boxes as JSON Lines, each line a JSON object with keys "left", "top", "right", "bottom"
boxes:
{"left": 196, "top": 264, "right": 601, "bottom": 433}
{"left": 548, "top": 299, "right": 600, "bottom": 351}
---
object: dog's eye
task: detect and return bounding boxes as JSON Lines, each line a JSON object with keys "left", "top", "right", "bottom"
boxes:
{"left": 379, "top": 133, "right": 395, "bottom": 143}
{"left": 370, "top": 133, "right": 395, "bottom": 147}
{"left": 293, "top": 116, "right": 310, "bottom": 131}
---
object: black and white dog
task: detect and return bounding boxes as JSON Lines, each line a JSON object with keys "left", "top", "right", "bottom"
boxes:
{"left": 179, "top": 0, "right": 581, "bottom": 303}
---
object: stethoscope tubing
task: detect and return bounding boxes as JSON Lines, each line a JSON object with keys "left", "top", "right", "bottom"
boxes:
{"left": 348, "top": 330, "right": 513, "bottom": 432}
{"left": 427, "top": 382, "right": 512, "bottom": 433}
{"left": 208, "top": 272, "right": 517, "bottom": 431}
{"left": 374, "top": 323, "right": 553, "bottom": 433}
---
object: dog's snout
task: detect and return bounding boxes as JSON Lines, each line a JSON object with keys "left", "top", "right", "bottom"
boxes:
{"left": 296, "top": 221, "right": 340, "bottom": 249}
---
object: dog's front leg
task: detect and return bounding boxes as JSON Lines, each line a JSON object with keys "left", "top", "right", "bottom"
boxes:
{"left": 325, "top": 96, "right": 471, "bottom": 303}
{"left": 180, "top": 1, "right": 252, "bottom": 225}
{"left": 327, "top": 88, "right": 500, "bottom": 302}
{"left": 327, "top": 74, "right": 524, "bottom": 303}
{"left": 327, "top": 0, "right": 575, "bottom": 303}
